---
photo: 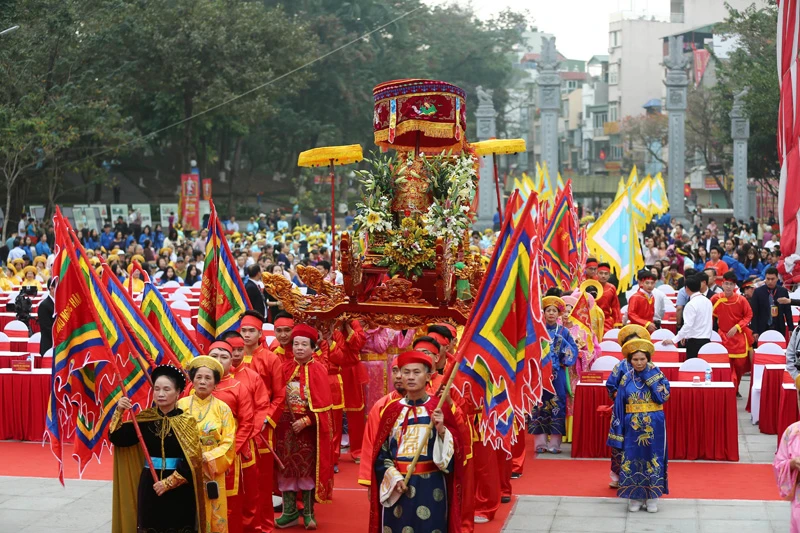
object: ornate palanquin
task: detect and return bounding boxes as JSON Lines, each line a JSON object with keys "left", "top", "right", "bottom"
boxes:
{"left": 268, "top": 79, "right": 486, "bottom": 331}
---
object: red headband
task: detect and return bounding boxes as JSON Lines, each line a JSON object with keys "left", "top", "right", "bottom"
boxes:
{"left": 598, "top": 265, "right": 610, "bottom": 272}
{"left": 428, "top": 332, "right": 449, "bottom": 347}
{"left": 241, "top": 315, "right": 263, "bottom": 331}
{"left": 391, "top": 356, "right": 400, "bottom": 369}
{"left": 436, "top": 323, "right": 457, "bottom": 339}
{"left": 209, "top": 340, "right": 233, "bottom": 354}
{"left": 414, "top": 341, "right": 440, "bottom": 355}
{"left": 291, "top": 324, "right": 318, "bottom": 343}
{"left": 274, "top": 317, "right": 294, "bottom": 329}
{"left": 397, "top": 350, "right": 434, "bottom": 369}
{"left": 586, "top": 260, "right": 599, "bottom": 268}
{"left": 227, "top": 336, "right": 244, "bottom": 348}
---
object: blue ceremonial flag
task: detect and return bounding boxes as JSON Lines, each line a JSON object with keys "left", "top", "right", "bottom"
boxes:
{"left": 586, "top": 188, "right": 644, "bottom": 293}
{"left": 454, "top": 194, "right": 548, "bottom": 455}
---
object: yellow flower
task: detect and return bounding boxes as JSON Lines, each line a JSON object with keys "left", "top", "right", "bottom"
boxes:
{"left": 366, "top": 211, "right": 382, "bottom": 226}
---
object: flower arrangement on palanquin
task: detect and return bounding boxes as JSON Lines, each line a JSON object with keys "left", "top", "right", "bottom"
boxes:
{"left": 262, "top": 79, "right": 487, "bottom": 329}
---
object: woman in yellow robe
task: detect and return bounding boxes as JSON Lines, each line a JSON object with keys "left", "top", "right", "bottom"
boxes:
{"left": 178, "top": 356, "right": 236, "bottom": 533}
{"left": 21, "top": 266, "right": 43, "bottom": 290}
{"left": 33, "top": 256, "right": 50, "bottom": 283}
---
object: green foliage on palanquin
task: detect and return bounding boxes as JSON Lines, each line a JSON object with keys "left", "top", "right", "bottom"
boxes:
{"left": 714, "top": 1, "right": 780, "bottom": 193}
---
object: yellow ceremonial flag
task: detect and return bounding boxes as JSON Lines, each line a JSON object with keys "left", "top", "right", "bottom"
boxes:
{"left": 615, "top": 177, "right": 625, "bottom": 200}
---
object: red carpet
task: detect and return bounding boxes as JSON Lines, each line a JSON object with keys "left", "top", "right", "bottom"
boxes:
{"left": 0, "top": 441, "right": 510, "bottom": 533}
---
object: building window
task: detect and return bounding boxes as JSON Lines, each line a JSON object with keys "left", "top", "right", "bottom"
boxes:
{"left": 609, "top": 31, "right": 621, "bottom": 49}
{"left": 610, "top": 136, "right": 623, "bottom": 160}
{"left": 609, "top": 104, "right": 617, "bottom": 122}
{"left": 593, "top": 112, "right": 607, "bottom": 129}
{"left": 609, "top": 64, "right": 619, "bottom": 85}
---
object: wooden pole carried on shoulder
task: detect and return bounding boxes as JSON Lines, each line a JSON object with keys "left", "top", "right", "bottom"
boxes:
{"left": 401, "top": 361, "right": 461, "bottom": 486}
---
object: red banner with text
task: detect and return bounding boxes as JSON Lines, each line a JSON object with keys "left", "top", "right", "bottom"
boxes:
{"left": 181, "top": 173, "right": 200, "bottom": 230}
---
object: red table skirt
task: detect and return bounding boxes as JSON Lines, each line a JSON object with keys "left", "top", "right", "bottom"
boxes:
{"left": 0, "top": 371, "right": 49, "bottom": 441}
{"left": 760, "top": 367, "right": 785, "bottom": 435}
{"left": 0, "top": 314, "right": 40, "bottom": 333}
{"left": 778, "top": 385, "right": 800, "bottom": 446}
{"left": 573, "top": 383, "right": 739, "bottom": 461}
{"left": 571, "top": 383, "right": 613, "bottom": 458}
{"left": 0, "top": 353, "right": 31, "bottom": 369}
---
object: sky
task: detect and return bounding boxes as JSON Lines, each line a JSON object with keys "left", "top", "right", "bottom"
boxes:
{"left": 424, "top": 0, "right": 673, "bottom": 61}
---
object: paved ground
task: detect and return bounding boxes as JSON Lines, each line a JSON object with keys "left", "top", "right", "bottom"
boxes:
{"left": 0, "top": 376, "right": 791, "bottom": 533}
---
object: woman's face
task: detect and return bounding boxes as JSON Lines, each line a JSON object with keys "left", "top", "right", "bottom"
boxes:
{"left": 564, "top": 304, "right": 573, "bottom": 318}
{"left": 153, "top": 376, "right": 180, "bottom": 410}
{"left": 166, "top": 267, "right": 174, "bottom": 278}
{"left": 192, "top": 367, "right": 216, "bottom": 398}
{"left": 116, "top": 231, "right": 122, "bottom": 239}
{"left": 630, "top": 351, "right": 649, "bottom": 372}
{"left": 272, "top": 265, "right": 283, "bottom": 275}
{"left": 544, "top": 306, "right": 560, "bottom": 325}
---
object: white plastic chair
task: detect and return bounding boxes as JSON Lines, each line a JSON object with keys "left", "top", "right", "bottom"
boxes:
{"left": 169, "top": 291, "right": 188, "bottom": 301}
{"left": 0, "top": 331, "right": 9, "bottom": 351}
{"left": 170, "top": 300, "right": 191, "bottom": 318}
{"left": 181, "top": 318, "right": 195, "bottom": 331}
{"left": 27, "top": 332, "right": 41, "bottom": 354}
{"left": 759, "top": 330, "right": 787, "bottom": 346}
{"left": 663, "top": 300, "right": 676, "bottom": 312}
{"left": 603, "top": 328, "right": 621, "bottom": 341}
{"left": 591, "top": 356, "right": 620, "bottom": 372}
{"left": 174, "top": 286, "right": 194, "bottom": 297}
{"left": 755, "top": 342, "right": 785, "bottom": 356}
{"left": 599, "top": 340, "right": 622, "bottom": 353}
{"left": 751, "top": 343, "right": 786, "bottom": 424}
{"left": 678, "top": 357, "right": 711, "bottom": 372}
{"left": 192, "top": 280, "right": 202, "bottom": 288}
{"left": 698, "top": 342, "right": 729, "bottom": 363}
{"left": 161, "top": 280, "right": 180, "bottom": 290}
{"left": 262, "top": 323, "right": 275, "bottom": 333}
{"left": 650, "top": 329, "right": 675, "bottom": 341}
{"left": 4, "top": 320, "right": 29, "bottom": 338}
{"left": 656, "top": 285, "right": 677, "bottom": 295}
{"left": 710, "top": 331, "right": 722, "bottom": 343}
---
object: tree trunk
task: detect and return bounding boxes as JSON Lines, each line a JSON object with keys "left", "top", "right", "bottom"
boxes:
{"left": 228, "top": 136, "right": 243, "bottom": 216}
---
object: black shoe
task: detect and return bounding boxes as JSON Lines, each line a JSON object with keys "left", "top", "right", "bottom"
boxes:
{"left": 333, "top": 465, "right": 339, "bottom": 474}
{"left": 501, "top": 496, "right": 512, "bottom": 503}
{"left": 510, "top": 472, "right": 522, "bottom": 479}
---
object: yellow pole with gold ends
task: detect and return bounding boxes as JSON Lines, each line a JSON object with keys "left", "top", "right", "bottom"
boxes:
{"left": 297, "top": 144, "right": 363, "bottom": 271}
{"left": 471, "top": 139, "right": 526, "bottom": 220}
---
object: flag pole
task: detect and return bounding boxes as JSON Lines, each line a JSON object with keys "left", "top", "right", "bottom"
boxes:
{"left": 114, "top": 371, "right": 159, "bottom": 484}
{"left": 401, "top": 357, "right": 462, "bottom": 487}
{"left": 492, "top": 153, "right": 503, "bottom": 220}
{"left": 329, "top": 159, "right": 336, "bottom": 271}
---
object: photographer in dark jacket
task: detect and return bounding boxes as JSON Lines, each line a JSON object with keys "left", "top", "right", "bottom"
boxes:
{"left": 37, "top": 278, "right": 56, "bottom": 355}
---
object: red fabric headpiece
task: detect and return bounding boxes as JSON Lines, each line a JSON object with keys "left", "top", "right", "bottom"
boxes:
{"left": 586, "top": 259, "right": 599, "bottom": 268}
{"left": 391, "top": 356, "right": 400, "bottom": 369}
{"left": 414, "top": 341, "right": 440, "bottom": 355}
{"left": 241, "top": 315, "right": 263, "bottom": 331}
{"left": 598, "top": 265, "right": 611, "bottom": 273}
{"left": 291, "top": 324, "right": 318, "bottom": 343}
{"left": 227, "top": 336, "right": 244, "bottom": 348}
{"left": 436, "top": 323, "right": 457, "bottom": 339}
{"left": 274, "top": 317, "right": 294, "bottom": 329}
{"left": 428, "top": 332, "right": 449, "bottom": 347}
{"left": 209, "top": 340, "right": 233, "bottom": 354}
{"left": 397, "top": 350, "right": 434, "bottom": 370}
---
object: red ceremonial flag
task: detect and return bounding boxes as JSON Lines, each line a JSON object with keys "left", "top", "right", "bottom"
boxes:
{"left": 778, "top": 0, "right": 800, "bottom": 256}
{"left": 567, "top": 291, "right": 595, "bottom": 354}
{"left": 541, "top": 179, "right": 578, "bottom": 291}
{"left": 197, "top": 200, "right": 252, "bottom": 352}
{"left": 47, "top": 209, "right": 152, "bottom": 481}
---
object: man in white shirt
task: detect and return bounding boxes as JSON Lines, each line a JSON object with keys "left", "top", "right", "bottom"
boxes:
{"left": 662, "top": 275, "right": 713, "bottom": 359}
{"left": 7, "top": 238, "right": 26, "bottom": 261}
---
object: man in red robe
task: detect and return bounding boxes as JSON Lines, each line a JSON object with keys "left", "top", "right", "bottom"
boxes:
{"left": 627, "top": 270, "right": 657, "bottom": 332}
{"left": 338, "top": 320, "right": 368, "bottom": 463}
{"left": 275, "top": 324, "right": 335, "bottom": 529}
{"left": 595, "top": 262, "right": 622, "bottom": 331}
{"left": 236, "top": 312, "right": 286, "bottom": 533}
{"left": 270, "top": 312, "right": 295, "bottom": 358}
{"left": 208, "top": 340, "right": 258, "bottom": 533}
{"left": 711, "top": 271, "right": 754, "bottom": 393}
{"left": 316, "top": 319, "right": 365, "bottom": 470}
{"left": 358, "top": 356, "right": 403, "bottom": 487}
